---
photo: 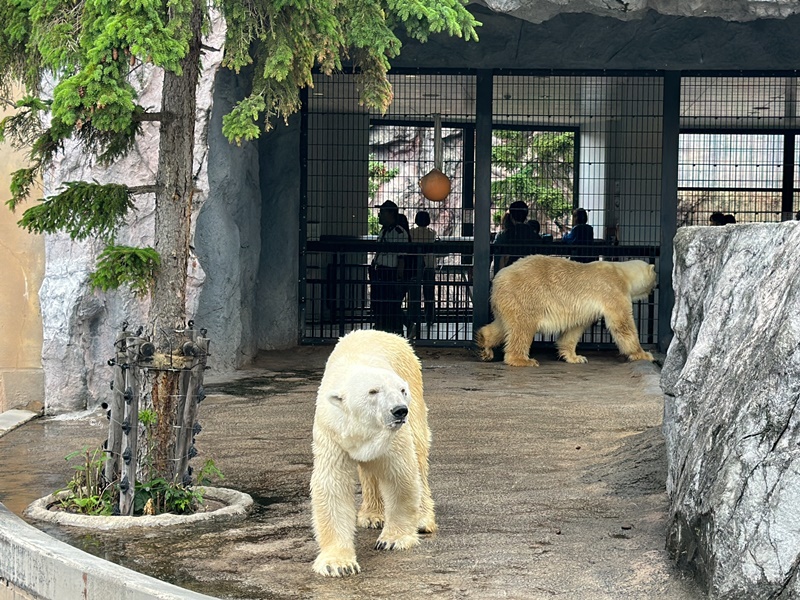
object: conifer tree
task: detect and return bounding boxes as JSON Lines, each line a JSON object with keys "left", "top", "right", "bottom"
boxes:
{"left": 0, "top": 1, "right": 479, "bottom": 498}
{"left": 0, "top": 0, "right": 480, "bottom": 343}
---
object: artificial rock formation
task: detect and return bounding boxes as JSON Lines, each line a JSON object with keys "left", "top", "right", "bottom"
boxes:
{"left": 662, "top": 221, "right": 800, "bottom": 598}
{"left": 479, "top": 0, "right": 800, "bottom": 23}
{"left": 40, "top": 12, "right": 261, "bottom": 413}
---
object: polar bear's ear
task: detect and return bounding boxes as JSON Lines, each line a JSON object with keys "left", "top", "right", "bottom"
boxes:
{"left": 327, "top": 391, "right": 344, "bottom": 406}
{"left": 649, "top": 264, "right": 655, "bottom": 273}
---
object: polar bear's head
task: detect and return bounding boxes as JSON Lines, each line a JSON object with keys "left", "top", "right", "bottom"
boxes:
{"left": 620, "top": 260, "right": 657, "bottom": 301}
{"left": 317, "top": 366, "right": 411, "bottom": 462}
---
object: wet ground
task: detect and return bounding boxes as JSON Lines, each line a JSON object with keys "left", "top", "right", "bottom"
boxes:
{"left": 0, "top": 345, "right": 704, "bottom": 600}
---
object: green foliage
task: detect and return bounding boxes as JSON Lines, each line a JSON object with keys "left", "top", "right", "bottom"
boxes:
{"left": 17, "top": 181, "right": 134, "bottom": 240}
{"left": 57, "top": 447, "right": 114, "bottom": 516}
{"left": 2, "top": 0, "right": 480, "bottom": 298}
{"left": 368, "top": 154, "right": 399, "bottom": 199}
{"left": 219, "top": 0, "right": 480, "bottom": 139}
{"left": 134, "top": 477, "right": 203, "bottom": 515}
{"left": 89, "top": 245, "right": 160, "bottom": 296}
{"left": 491, "top": 130, "right": 575, "bottom": 221}
{"left": 196, "top": 459, "right": 225, "bottom": 486}
{"left": 7, "top": 168, "right": 37, "bottom": 211}
{"left": 138, "top": 407, "right": 158, "bottom": 427}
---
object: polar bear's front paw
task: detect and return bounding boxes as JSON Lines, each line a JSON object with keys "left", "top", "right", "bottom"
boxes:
{"left": 417, "top": 515, "right": 438, "bottom": 534}
{"left": 562, "top": 354, "right": 588, "bottom": 364}
{"left": 478, "top": 347, "right": 494, "bottom": 362}
{"left": 357, "top": 512, "right": 384, "bottom": 529}
{"left": 375, "top": 531, "right": 420, "bottom": 551}
{"left": 313, "top": 552, "right": 361, "bottom": 577}
{"left": 628, "top": 350, "right": 654, "bottom": 362}
{"left": 504, "top": 355, "right": 539, "bottom": 367}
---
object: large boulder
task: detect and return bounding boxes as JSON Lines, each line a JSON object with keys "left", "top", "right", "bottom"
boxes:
{"left": 662, "top": 221, "right": 800, "bottom": 598}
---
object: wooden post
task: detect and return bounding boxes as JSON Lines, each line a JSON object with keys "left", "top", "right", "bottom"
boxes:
{"left": 119, "top": 337, "right": 142, "bottom": 516}
{"left": 174, "top": 328, "right": 209, "bottom": 485}
{"left": 104, "top": 330, "right": 128, "bottom": 486}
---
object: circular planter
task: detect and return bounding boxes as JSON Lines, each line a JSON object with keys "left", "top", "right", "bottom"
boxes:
{"left": 24, "top": 486, "right": 253, "bottom": 530}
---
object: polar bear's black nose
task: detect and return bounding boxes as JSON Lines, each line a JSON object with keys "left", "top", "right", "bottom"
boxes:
{"left": 391, "top": 405, "right": 408, "bottom": 420}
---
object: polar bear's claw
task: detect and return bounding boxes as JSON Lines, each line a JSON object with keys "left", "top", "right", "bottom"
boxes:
{"left": 375, "top": 532, "right": 420, "bottom": 551}
{"left": 313, "top": 555, "right": 361, "bottom": 577}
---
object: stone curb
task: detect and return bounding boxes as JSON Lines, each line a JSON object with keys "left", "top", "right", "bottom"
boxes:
{"left": 0, "top": 501, "right": 222, "bottom": 600}
{"left": 2, "top": 487, "right": 252, "bottom": 599}
{"left": 23, "top": 486, "right": 253, "bottom": 530}
{"left": 0, "top": 410, "right": 38, "bottom": 439}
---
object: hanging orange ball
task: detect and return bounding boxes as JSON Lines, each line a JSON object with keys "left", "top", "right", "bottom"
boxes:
{"left": 419, "top": 168, "right": 451, "bottom": 202}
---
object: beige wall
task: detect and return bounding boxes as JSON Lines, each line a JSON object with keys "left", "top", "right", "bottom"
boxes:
{"left": 0, "top": 95, "right": 45, "bottom": 413}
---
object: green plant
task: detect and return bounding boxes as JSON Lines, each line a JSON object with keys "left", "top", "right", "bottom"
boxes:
{"left": 196, "top": 459, "right": 225, "bottom": 486}
{"left": 57, "top": 447, "right": 114, "bottom": 516}
{"left": 491, "top": 130, "right": 575, "bottom": 222}
{"left": 89, "top": 246, "right": 160, "bottom": 297}
{"left": 134, "top": 477, "right": 203, "bottom": 515}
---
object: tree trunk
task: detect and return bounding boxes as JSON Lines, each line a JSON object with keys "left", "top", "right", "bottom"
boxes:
{"left": 152, "top": 0, "right": 203, "bottom": 347}
{"left": 147, "top": 0, "right": 204, "bottom": 489}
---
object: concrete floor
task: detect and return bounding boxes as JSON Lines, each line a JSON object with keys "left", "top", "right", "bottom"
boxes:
{"left": 0, "top": 345, "right": 704, "bottom": 600}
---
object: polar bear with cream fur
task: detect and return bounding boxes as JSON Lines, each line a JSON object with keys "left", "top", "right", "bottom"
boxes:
{"left": 310, "top": 329, "right": 436, "bottom": 577}
{"left": 477, "top": 255, "right": 656, "bottom": 367}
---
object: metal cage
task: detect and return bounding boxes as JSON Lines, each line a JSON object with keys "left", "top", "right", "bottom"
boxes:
{"left": 300, "top": 70, "right": 800, "bottom": 348}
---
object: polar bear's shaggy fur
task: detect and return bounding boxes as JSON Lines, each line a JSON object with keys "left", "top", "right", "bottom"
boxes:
{"left": 310, "top": 329, "right": 436, "bottom": 577}
{"left": 477, "top": 256, "right": 656, "bottom": 367}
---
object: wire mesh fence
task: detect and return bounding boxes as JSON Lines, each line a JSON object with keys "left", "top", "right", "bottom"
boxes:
{"left": 300, "top": 70, "right": 800, "bottom": 348}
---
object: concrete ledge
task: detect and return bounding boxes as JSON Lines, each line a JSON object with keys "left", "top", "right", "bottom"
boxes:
{"left": 0, "top": 411, "right": 37, "bottom": 439}
{"left": 0, "top": 370, "right": 44, "bottom": 414}
{"left": 24, "top": 487, "right": 253, "bottom": 530}
{"left": 0, "top": 501, "right": 222, "bottom": 600}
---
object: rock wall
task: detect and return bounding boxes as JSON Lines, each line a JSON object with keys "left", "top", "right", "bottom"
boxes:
{"left": 40, "top": 15, "right": 226, "bottom": 413}
{"left": 662, "top": 222, "right": 800, "bottom": 598}
{"left": 478, "top": 0, "right": 800, "bottom": 23}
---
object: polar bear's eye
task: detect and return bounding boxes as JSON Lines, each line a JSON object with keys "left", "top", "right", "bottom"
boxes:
{"left": 400, "top": 388, "right": 406, "bottom": 395}
{"left": 368, "top": 388, "right": 379, "bottom": 395}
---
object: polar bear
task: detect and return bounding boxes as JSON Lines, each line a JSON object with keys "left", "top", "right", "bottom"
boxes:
{"left": 477, "top": 255, "right": 656, "bottom": 367}
{"left": 310, "top": 329, "right": 436, "bottom": 577}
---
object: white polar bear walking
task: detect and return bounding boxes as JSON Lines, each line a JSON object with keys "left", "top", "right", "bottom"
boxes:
{"left": 477, "top": 255, "right": 657, "bottom": 367}
{"left": 310, "top": 329, "right": 436, "bottom": 577}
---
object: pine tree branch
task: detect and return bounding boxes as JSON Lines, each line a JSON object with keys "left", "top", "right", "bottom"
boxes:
{"left": 128, "top": 185, "right": 160, "bottom": 195}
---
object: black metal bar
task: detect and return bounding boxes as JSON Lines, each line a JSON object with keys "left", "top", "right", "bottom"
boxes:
{"left": 462, "top": 123, "right": 475, "bottom": 236}
{"left": 298, "top": 86, "right": 309, "bottom": 344}
{"left": 659, "top": 71, "right": 680, "bottom": 354}
{"left": 678, "top": 186, "right": 784, "bottom": 193}
{"left": 782, "top": 133, "right": 795, "bottom": 219}
{"left": 681, "top": 127, "right": 800, "bottom": 135}
{"left": 472, "top": 70, "right": 493, "bottom": 333}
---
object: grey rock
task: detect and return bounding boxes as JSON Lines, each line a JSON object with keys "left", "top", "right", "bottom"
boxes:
{"left": 662, "top": 222, "right": 800, "bottom": 598}
{"left": 39, "top": 14, "right": 226, "bottom": 412}
{"left": 478, "top": 0, "right": 800, "bottom": 23}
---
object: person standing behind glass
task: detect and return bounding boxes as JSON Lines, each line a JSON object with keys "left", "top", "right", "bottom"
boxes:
{"left": 409, "top": 210, "right": 438, "bottom": 336}
{"left": 370, "top": 200, "right": 407, "bottom": 335}
{"left": 561, "top": 207, "right": 594, "bottom": 244}
{"left": 492, "top": 200, "right": 537, "bottom": 276}
{"left": 559, "top": 207, "right": 595, "bottom": 263}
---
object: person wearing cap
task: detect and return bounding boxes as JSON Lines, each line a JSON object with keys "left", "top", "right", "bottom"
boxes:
{"left": 370, "top": 200, "right": 409, "bottom": 335}
{"left": 492, "top": 200, "right": 537, "bottom": 275}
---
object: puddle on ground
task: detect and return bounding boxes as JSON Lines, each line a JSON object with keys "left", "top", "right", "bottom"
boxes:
{"left": 205, "top": 370, "right": 323, "bottom": 397}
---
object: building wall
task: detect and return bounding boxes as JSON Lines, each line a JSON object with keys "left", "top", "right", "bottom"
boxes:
{"left": 0, "top": 95, "right": 45, "bottom": 413}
